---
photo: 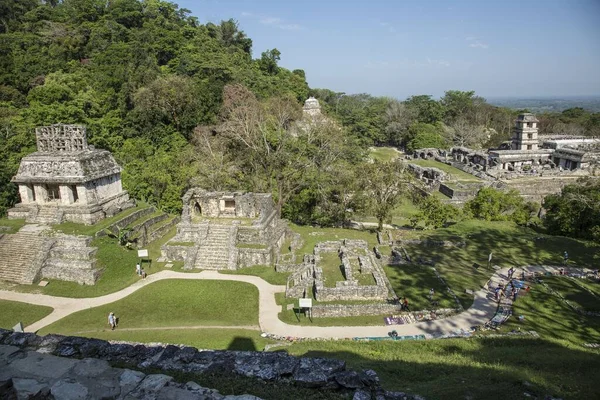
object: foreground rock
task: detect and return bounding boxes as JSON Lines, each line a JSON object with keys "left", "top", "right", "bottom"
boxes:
{"left": 0, "top": 329, "right": 422, "bottom": 399}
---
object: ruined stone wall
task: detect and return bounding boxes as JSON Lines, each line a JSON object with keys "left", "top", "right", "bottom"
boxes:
{"left": 313, "top": 282, "right": 388, "bottom": 302}
{"left": 237, "top": 247, "right": 273, "bottom": 268}
{"left": 143, "top": 217, "right": 180, "bottom": 247}
{"left": 42, "top": 234, "right": 100, "bottom": 285}
{"left": 0, "top": 329, "right": 420, "bottom": 400}
{"left": 158, "top": 245, "right": 196, "bottom": 262}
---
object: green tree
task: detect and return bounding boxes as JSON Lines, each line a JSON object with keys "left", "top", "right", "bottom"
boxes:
{"left": 360, "top": 161, "right": 414, "bottom": 231}
{"left": 259, "top": 48, "right": 281, "bottom": 75}
{"left": 441, "top": 90, "right": 476, "bottom": 123}
{"left": 465, "top": 187, "right": 536, "bottom": 225}
{"left": 543, "top": 178, "right": 600, "bottom": 241}
{"left": 406, "top": 122, "right": 447, "bottom": 152}
{"left": 412, "top": 195, "right": 460, "bottom": 229}
{"left": 404, "top": 95, "right": 445, "bottom": 124}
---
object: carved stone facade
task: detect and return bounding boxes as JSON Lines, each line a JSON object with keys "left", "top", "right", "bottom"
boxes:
{"left": 8, "top": 124, "right": 130, "bottom": 225}
{"left": 159, "top": 189, "right": 287, "bottom": 270}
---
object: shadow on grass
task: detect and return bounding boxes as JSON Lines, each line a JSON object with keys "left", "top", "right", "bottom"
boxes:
{"left": 286, "top": 337, "right": 599, "bottom": 400}
{"left": 396, "top": 221, "right": 599, "bottom": 308}
{"left": 227, "top": 336, "right": 257, "bottom": 351}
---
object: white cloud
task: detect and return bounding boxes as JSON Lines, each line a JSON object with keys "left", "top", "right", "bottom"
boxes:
{"left": 466, "top": 37, "right": 489, "bottom": 49}
{"left": 469, "top": 41, "right": 489, "bottom": 49}
{"left": 427, "top": 58, "right": 450, "bottom": 67}
{"left": 241, "top": 12, "right": 302, "bottom": 30}
{"left": 380, "top": 22, "right": 396, "bottom": 33}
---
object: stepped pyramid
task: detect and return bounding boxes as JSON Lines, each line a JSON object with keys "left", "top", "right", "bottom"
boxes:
{"left": 0, "top": 230, "right": 52, "bottom": 284}
{"left": 195, "top": 225, "right": 233, "bottom": 269}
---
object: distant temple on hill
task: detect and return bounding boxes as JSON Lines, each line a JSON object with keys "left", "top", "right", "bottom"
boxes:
{"left": 8, "top": 124, "right": 131, "bottom": 225}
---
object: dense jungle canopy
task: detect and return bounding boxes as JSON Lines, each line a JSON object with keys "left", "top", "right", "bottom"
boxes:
{"left": 1, "top": 0, "right": 599, "bottom": 235}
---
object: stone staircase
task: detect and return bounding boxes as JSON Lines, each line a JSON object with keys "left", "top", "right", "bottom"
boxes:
{"left": 0, "top": 232, "right": 52, "bottom": 284}
{"left": 27, "top": 205, "right": 64, "bottom": 224}
{"left": 194, "top": 224, "right": 233, "bottom": 269}
{"left": 42, "top": 235, "right": 100, "bottom": 285}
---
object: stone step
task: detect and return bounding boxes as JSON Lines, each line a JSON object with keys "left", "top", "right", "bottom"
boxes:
{"left": 44, "top": 258, "right": 96, "bottom": 270}
{"left": 0, "top": 233, "right": 49, "bottom": 284}
{"left": 49, "top": 247, "right": 97, "bottom": 260}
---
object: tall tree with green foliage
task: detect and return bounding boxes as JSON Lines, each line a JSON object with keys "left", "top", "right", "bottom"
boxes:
{"left": 360, "top": 161, "right": 414, "bottom": 231}
{"left": 543, "top": 178, "right": 600, "bottom": 242}
{"left": 465, "top": 187, "right": 537, "bottom": 225}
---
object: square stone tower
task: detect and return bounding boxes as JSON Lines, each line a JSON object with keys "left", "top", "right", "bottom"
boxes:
{"left": 8, "top": 124, "right": 130, "bottom": 224}
{"left": 512, "top": 113, "right": 539, "bottom": 150}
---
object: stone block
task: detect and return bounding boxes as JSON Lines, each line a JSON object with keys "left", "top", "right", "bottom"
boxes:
{"left": 73, "top": 358, "right": 111, "bottom": 377}
{"left": 50, "top": 379, "right": 89, "bottom": 399}
{"left": 12, "top": 378, "right": 49, "bottom": 399}
{"left": 9, "top": 351, "right": 78, "bottom": 379}
{"left": 118, "top": 369, "right": 146, "bottom": 397}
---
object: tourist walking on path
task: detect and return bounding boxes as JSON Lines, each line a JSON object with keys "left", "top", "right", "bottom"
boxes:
{"left": 108, "top": 312, "right": 116, "bottom": 330}
{"left": 136, "top": 263, "right": 141, "bottom": 276}
{"left": 507, "top": 267, "right": 514, "bottom": 280}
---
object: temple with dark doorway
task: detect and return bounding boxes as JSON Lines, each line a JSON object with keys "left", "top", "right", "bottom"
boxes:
{"left": 159, "top": 189, "right": 289, "bottom": 270}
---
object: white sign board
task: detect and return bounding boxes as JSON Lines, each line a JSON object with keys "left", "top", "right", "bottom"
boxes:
{"left": 137, "top": 249, "right": 149, "bottom": 258}
{"left": 299, "top": 298, "right": 312, "bottom": 308}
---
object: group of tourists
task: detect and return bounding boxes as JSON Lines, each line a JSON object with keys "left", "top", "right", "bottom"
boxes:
{"left": 494, "top": 267, "right": 531, "bottom": 302}
{"left": 135, "top": 263, "right": 147, "bottom": 279}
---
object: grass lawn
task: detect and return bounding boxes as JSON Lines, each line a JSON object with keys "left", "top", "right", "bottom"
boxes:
{"left": 68, "top": 329, "right": 272, "bottom": 351}
{"left": 38, "top": 280, "right": 259, "bottom": 336}
{"left": 409, "top": 159, "right": 481, "bottom": 182}
{"left": 541, "top": 276, "right": 600, "bottom": 312}
{"left": 0, "top": 218, "right": 27, "bottom": 234}
{"left": 282, "top": 279, "right": 600, "bottom": 400}
{"left": 501, "top": 280, "right": 600, "bottom": 346}
{"left": 319, "top": 252, "right": 345, "bottom": 287}
{"left": 289, "top": 224, "right": 378, "bottom": 257}
{"left": 283, "top": 335, "right": 599, "bottom": 400}
{"left": 353, "top": 198, "right": 420, "bottom": 227}
{"left": 384, "top": 264, "right": 457, "bottom": 310}
{"left": 0, "top": 300, "right": 53, "bottom": 329}
{"left": 369, "top": 146, "right": 400, "bottom": 162}
{"left": 401, "top": 219, "right": 600, "bottom": 309}
{"left": 51, "top": 202, "right": 152, "bottom": 236}
{"left": 221, "top": 265, "right": 289, "bottom": 285}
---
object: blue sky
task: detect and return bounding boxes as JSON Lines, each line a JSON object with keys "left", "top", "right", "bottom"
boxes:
{"left": 176, "top": 0, "right": 600, "bottom": 99}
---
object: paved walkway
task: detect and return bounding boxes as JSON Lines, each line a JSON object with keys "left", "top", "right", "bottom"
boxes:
{"left": 0, "top": 265, "right": 580, "bottom": 339}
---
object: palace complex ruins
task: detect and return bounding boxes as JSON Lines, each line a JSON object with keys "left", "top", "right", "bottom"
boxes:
{"left": 8, "top": 124, "right": 131, "bottom": 225}
{"left": 410, "top": 113, "right": 600, "bottom": 203}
